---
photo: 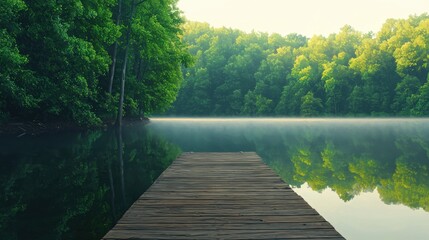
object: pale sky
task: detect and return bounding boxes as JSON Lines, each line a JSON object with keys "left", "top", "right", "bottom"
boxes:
{"left": 177, "top": 0, "right": 429, "bottom": 37}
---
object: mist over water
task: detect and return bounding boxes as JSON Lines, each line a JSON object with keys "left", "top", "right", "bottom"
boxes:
{"left": 148, "top": 118, "right": 429, "bottom": 240}
{"left": 148, "top": 117, "right": 429, "bottom": 151}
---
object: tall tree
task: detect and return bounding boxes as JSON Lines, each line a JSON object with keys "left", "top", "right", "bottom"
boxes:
{"left": 108, "top": 0, "right": 123, "bottom": 94}
{"left": 116, "top": 0, "right": 136, "bottom": 127}
{"left": 13, "top": 0, "right": 119, "bottom": 125}
{"left": 0, "top": 0, "right": 38, "bottom": 121}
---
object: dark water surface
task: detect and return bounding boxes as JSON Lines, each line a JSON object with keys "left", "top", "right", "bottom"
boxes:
{"left": 0, "top": 126, "right": 180, "bottom": 240}
{"left": 1, "top": 118, "right": 429, "bottom": 239}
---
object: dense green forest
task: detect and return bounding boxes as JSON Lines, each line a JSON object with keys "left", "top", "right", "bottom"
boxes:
{"left": 0, "top": 0, "right": 190, "bottom": 126}
{"left": 171, "top": 14, "right": 429, "bottom": 116}
{"left": 2, "top": 2, "right": 429, "bottom": 126}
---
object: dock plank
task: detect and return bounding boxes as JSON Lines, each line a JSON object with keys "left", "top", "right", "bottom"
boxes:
{"left": 102, "top": 152, "right": 344, "bottom": 239}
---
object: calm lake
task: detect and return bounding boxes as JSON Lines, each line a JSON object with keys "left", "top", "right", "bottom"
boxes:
{"left": 1, "top": 118, "right": 429, "bottom": 239}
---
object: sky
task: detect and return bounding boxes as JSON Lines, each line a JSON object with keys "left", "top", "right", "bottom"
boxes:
{"left": 177, "top": 0, "right": 429, "bottom": 37}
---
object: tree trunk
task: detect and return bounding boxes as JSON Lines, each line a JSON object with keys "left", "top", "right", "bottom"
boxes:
{"left": 117, "top": 0, "right": 136, "bottom": 127}
{"left": 108, "top": 43, "right": 119, "bottom": 94}
{"left": 117, "top": 39, "right": 129, "bottom": 127}
{"left": 108, "top": 0, "right": 122, "bottom": 94}
{"left": 135, "top": 53, "right": 142, "bottom": 81}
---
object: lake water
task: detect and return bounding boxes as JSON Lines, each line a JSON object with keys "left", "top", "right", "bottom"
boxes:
{"left": 1, "top": 118, "right": 429, "bottom": 239}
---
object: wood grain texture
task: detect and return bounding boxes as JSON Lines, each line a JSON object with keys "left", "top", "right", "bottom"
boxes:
{"left": 102, "top": 152, "right": 344, "bottom": 239}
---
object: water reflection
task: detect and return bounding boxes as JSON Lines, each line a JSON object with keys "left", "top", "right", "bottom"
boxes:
{"left": 1, "top": 118, "right": 428, "bottom": 239}
{"left": 148, "top": 118, "right": 429, "bottom": 212}
{"left": 0, "top": 125, "right": 180, "bottom": 240}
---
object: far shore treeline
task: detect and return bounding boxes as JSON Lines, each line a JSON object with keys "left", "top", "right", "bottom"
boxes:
{"left": 171, "top": 14, "right": 429, "bottom": 117}
{"left": 1, "top": 1, "right": 428, "bottom": 127}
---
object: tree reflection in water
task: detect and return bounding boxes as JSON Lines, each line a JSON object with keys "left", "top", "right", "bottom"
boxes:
{"left": 1, "top": 119, "right": 428, "bottom": 240}
{"left": 148, "top": 118, "right": 429, "bottom": 212}
{"left": 0, "top": 125, "right": 180, "bottom": 240}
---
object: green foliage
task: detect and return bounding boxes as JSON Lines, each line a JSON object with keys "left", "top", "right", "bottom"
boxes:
{"left": 172, "top": 14, "right": 429, "bottom": 116}
{"left": 300, "top": 91, "right": 323, "bottom": 116}
{"left": 10, "top": 0, "right": 122, "bottom": 126}
{"left": 118, "top": 0, "right": 191, "bottom": 117}
{"left": 0, "top": 0, "right": 188, "bottom": 126}
{"left": 0, "top": 0, "right": 39, "bottom": 122}
{"left": 412, "top": 80, "right": 429, "bottom": 115}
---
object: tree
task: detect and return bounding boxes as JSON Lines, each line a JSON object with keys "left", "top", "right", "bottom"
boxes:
{"left": 116, "top": 0, "right": 135, "bottom": 127}
{"left": 173, "top": 14, "right": 429, "bottom": 117}
{"left": 349, "top": 38, "right": 399, "bottom": 114}
{"left": 322, "top": 61, "right": 355, "bottom": 114}
{"left": 127, "top": 0, "right": 192, "bottom": 115}
{"left": 347, "top": 86, "right": 367, "bottom": 114}
{"left": 108, "top": 0, "right": 123, "bottom": 94}
{"left": 392, "top": 75, "right": 420, "bottom": 115}
{"left": 0, "top": 0, "right": 189, "bottom": 126}
{"left": 11, "top": 0, "right": 120, "bottom": 126}
{"left": 411, "top": 80, "right": 429, "bottom": 116}
{"left": 254, "top": 46, "right": 295, "bottom": 113}
{"left": 0, "top": 0, "right": 38, "bottom": 122}
{"left": 300, "top": 91, "right": 323, "bottom": 116}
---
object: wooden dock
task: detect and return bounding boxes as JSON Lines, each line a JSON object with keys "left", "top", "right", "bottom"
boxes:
{"left": 102, "top": 152, "right": 344, "bottom": 239}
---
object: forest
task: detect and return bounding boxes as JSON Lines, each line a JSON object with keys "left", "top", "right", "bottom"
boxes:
{"left": 171, "top": 14, "right": 429, "bottom": 116}
{"left": 0, "top": 0, "right": 190, "bottom": 126}
{"left": 1, "top": 1, "right": 429, "bottom": 127}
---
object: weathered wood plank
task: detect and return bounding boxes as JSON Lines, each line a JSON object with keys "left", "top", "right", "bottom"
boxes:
{"left": 104, "top": 229, "right": 343, "bottom": 239}
{"left": 110, "top": 222, "right": 335, "bottom": 230}
{"left": 102, "top": 152, "right": 344, "bottom": 239}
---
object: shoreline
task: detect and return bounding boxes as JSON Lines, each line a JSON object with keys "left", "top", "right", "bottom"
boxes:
{"left": 0, "top": 117, "right": 150, "bottom": 137}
